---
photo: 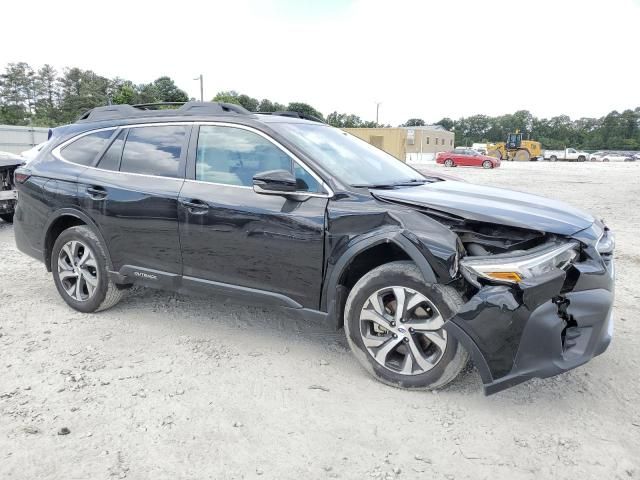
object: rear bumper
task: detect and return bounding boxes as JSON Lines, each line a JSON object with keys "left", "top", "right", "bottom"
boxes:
{"left": 446, "top": 241, "right": 615, "bottom": 395}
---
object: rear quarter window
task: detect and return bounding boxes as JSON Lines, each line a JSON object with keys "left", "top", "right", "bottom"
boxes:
{"left": 61, "top": 130, "right": 114, "bottom": 166}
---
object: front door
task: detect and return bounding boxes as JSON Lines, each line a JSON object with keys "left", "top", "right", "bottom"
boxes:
{"left": 178, "top": 124, "right": 329, "bottom": 308}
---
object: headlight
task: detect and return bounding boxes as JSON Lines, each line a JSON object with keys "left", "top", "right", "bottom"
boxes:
{"left": 460, "top": 242, "right": 579, "bottom": 287}
{"left": 596, "top": 230, "right": 615, "bottom": 255}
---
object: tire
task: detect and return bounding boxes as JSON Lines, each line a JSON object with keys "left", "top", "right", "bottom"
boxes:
{"left": 51, "top": 225, "right": 124, "bottom": 313}
{"left": 482, "top": 160, "right": 493, "bottom": 169}
{"left": 549, "top": 155, "right": 558, "bottom": 162}
{"left": 487, "top": 149, "right": 502, "bottom": 160}
{"left": 444, "top": 159, "right": 454, "bottom": 167}
{"left": 514, "top": 150, "right": 530, "bottom": 162}
{"left": 344, "top": 261, "right": 469, "bottom": 391}
{"left": 0, "top": 213, "right": 13, "bottom": 223}
{"left": 577, "top": 155, "right": 586, "bottom": 162}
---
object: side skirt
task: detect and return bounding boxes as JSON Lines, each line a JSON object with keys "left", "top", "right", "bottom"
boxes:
{"left": 109, "top": 265, "right": 330, "bottom": 322}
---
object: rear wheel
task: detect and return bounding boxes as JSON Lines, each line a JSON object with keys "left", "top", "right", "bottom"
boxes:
{"left": 487, "top": 149, "right": 502, "bottom": 160}
{"left": 0, "top": 213, "right": 13, "bottom": 223}
{"left": 344, "top": 261, "right": 469, "bottom": 390}
{"left": 444, "top": 159, "right": 454, "bottom": 167}
{"left": 482, "top": 160, "right": 493, "bottom": 169}
{"left": 549, "top": 155, "right": 558, "bottom": 162}
{"left": 51, "top": 226, "right": 124, "bottom": 313}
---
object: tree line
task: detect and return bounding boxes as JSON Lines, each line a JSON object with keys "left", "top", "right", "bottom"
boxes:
{"left": 2, "top": 62, "right": 638, "bottom": 150}
{"left": 416, "top": 109, "right": 640, "bottom": 150}
{"left": 211, "top": 91, "right": 389, "bottom": 127}
{"left": 0, "top": 62, "right": 382, "bottom": 129}
{"left": 0, "top": 62, "right": 190, "bottom": 126}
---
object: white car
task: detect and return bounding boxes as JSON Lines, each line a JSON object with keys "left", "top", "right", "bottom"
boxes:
{"left": 589, "top": 151, "right": 634, "bottom": 162}
{"left": 20, "top": 141, "right": 49, "bottom": 163}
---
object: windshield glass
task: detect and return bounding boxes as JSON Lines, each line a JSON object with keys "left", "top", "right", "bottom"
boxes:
{"left": 271, "top": 123, "right": 426, "bottom": 186}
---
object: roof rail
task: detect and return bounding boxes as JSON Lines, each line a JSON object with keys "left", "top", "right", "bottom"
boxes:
{"left": 132, "top": 102, "right": 186, "bottom": 110}
{"left": 263, "top": 111, "right": 325, "bottom": 123}
{"left": 76, "top": 101, "right": 252, "bottom": 123}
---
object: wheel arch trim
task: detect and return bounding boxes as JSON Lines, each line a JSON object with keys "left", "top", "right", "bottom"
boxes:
{"left": 322, "top": 230, "right": 438, "bottom": 329}
{"left": 43, "top": 208, "right": 113, "bottom": 272}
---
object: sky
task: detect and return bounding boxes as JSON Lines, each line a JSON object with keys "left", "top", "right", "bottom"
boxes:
{"left": 2, "top": 0, "right": 639, "bottom": 126}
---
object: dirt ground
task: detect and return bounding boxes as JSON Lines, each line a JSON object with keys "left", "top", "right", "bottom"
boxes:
{"left": 1, "top": 161, "right": 639, "bottom": 480}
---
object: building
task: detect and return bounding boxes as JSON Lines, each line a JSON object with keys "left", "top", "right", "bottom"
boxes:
{"left": 342, "top": 125, "right": 454, "bottom": 162}
{"left": 0, "top": 125, "right": 49, "bottom": 155}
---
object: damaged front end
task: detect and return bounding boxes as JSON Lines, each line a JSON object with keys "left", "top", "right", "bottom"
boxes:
{"left": 445, "top": 219, "right": 615, "bottom": 394}
{"left": 0, "top": 156, "right": 22, "bottom": 220}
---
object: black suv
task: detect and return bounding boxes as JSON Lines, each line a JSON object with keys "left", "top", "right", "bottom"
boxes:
{"left": 13, "top": 102, "right": 615, "bottom": 394}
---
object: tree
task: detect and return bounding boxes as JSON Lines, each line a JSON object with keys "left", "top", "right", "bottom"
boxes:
{"left": 212, "top": 91, "right": 260, "bottom": 111}
{"left": 435, "top": 117, "right": 454, "bottom": 131}
{"left": 286, "top": 102, "right": 323, "bottom": 120}
{"left": 401, "top": 118, "right": 425, "bottom": 127}
{"left": 258, "top": 98, "right": 286, "bottom": 112}
{"left": 153, "top": 76, "right": 188, "bottom": 103}
{"left": 57, "top": 68, "right": 111, "bottom": 123}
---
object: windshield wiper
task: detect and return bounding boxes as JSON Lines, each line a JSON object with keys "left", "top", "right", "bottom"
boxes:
{"left": 351, "top": 179, "right": 428, "bottom": 189}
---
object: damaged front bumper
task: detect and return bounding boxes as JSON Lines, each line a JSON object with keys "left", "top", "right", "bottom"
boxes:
{"left": 445, "top": 224, "right": 615, "bottom": 395}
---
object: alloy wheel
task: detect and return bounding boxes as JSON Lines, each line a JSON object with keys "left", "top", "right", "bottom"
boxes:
{"left": 57, "top": 240, "right": 99, "bottom": 302}
{"left": 358, "top": 286, "right": 447, "bottom": 375}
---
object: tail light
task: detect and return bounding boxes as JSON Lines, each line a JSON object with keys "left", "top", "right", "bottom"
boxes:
{"left": 14, "top": 170, "right": 31, "bottom": 184}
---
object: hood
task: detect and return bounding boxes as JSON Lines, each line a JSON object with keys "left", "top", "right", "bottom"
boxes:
{"left": 0, "top": 153, "right": 24, "bottom": 169}
{"left": 372, "top": 181, "right": 594, "bottom": 235}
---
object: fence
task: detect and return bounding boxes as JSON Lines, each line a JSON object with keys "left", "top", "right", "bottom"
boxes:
{"left": 0, "top": 125, "right": 49, "bottom": 154}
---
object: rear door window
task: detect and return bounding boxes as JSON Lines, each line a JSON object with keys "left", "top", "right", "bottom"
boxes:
{"left": 119, "top": 125, "right": 187, "bottom": 178}
{"left": 61, "top": 130, "right": 114, "bottom": 166}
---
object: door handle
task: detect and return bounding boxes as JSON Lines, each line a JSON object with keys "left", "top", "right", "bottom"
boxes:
{"left": 180, "top": 198, "right": 209, "bottom": 213}
{"left": 87, "top": 186, "right": 107, "bottom": 200}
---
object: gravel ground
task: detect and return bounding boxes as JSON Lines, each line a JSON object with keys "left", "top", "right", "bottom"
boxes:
{"left": 1, "top": 161, "right": 639, "bottom": 480}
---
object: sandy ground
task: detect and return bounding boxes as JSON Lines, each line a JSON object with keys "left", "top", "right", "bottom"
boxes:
{"left": 1, "top": 161, "right": 639, "bottom": 480}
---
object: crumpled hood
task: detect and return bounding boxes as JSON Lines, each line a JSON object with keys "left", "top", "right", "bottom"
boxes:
{"left": 372, "top": 180, "right": 594, "bottom": 235}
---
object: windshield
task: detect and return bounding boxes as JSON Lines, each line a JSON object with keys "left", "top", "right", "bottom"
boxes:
{"left": 271, "top": 123, "right": 426, "bottom": 187}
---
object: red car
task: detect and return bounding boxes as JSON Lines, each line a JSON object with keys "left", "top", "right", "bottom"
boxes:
{"left": 436, "top": 148, "right": 500, "bottom": 169}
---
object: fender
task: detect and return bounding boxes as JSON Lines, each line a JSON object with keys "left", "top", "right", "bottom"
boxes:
{"left": 43, "top": 207, "right": 114, "bottom": 272}
{"left": 322, "top": 229, "right": 437, "bottom": 329}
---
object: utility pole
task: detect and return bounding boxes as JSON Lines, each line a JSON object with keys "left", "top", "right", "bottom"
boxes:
{"left": 194, "top": 74, "right": 203, "bottom": 101}
{"left": 375, "top": 102, "right": 381, "bottom": 125}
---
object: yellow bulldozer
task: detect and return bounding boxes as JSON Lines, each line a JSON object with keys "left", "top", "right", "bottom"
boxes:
{"left": 487, "top": 131, "right": 542, "bottom": 161}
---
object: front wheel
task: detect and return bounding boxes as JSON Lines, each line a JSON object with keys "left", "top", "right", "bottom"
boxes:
{"left": 344, "top": 261, "right": 469, "bottom": 390}
{"left": 482, "top": 160, "right": 494, "bottom": 169}
{"left": 0, "top": 213, "right": 13, "bottom": 223}
{"left": 51, "top": 225, "right": 124, "bottom": 313}
{"left": 444, "top": 159, "right": 454, "bottom": 167}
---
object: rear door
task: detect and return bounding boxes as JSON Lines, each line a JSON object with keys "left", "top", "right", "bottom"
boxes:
{"left": 452, "top": 148, "right": 468, "bottom": 166}
{"left": 177, "top": 123, "right": 329, "bottom": 308}
{"left": 77, "top": 123, "right": 191, "bottom": 276}
{"left": 465, "top": 149, "right": 482, "bottom": 166}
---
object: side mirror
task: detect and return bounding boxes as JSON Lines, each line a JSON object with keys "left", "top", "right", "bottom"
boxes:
{"left": 253, "top": 169, "right": 297, "bottom": 195}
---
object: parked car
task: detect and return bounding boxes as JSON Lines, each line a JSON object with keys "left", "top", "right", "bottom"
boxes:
{"left": 0, "top": 151, "right": 24, "bottom": 223}
{"left": 436, "top": 148, "right": 500, "bottom": 169}
{"left": 20, "top": 141, "right": 49, "bottom": 163}
{"left": 13, "top": 102, "right": 615, "bottom": 395}
{"left": 589, "top": 151, "right": 634, "bottom": 162}
{"left": 543, "top": 148, "right": 589, "bottom": 162}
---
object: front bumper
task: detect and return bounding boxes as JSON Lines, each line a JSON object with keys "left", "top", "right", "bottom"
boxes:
{"left": 0, "top": 189, "right": 17, "bottom": 213}
{"left": 445, "top": 227, "right": 615, "bottom": 395}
